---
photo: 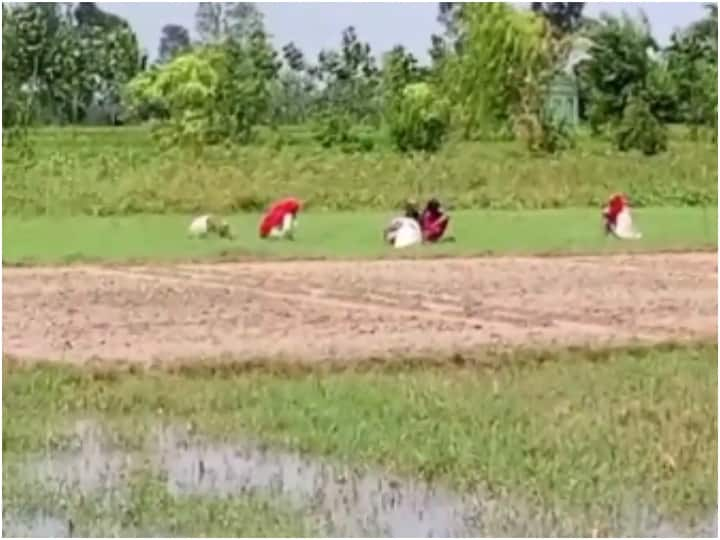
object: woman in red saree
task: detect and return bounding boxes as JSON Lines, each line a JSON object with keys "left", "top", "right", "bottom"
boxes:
{"left": 259, "top": 197, "right": 302, "bottom": 239}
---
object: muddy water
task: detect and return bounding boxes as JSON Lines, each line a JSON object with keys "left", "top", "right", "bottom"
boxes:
{"left": 4, "top": 421, "right": 717, "bottom": 538}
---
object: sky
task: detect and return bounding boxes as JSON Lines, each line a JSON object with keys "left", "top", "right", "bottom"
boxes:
{"left": 103, "top": 2, "right": 710, "bottom": 63}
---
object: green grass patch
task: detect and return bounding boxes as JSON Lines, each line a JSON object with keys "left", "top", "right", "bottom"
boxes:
{"left": 4, "top": 343, "right": 717, "bottom": 523}
{"left": 2, "top": 472, "right": 315, "bottom": 537}
{"left": 3, "top": 125, "right": 716, "bottom": 215}
{"left": 3, "top": 207, "right": 716, "bottom": 264}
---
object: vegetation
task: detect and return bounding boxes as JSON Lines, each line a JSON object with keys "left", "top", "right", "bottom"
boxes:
{"left": 3, "top": 2, "right": 717, "bottom": 160}
{"left": 2, "top": 125, "right": 716, "bottom": 217}
{"left": 2, "top": 5, "right": 716, "bottom": 535}
{"left": 615, "top": 95, "right": 668, "bottom": 156}
{"left": 4, "top": 343, "right": 717, "bottom": 531}
{"left": 2, "top": 473, "right": 314, "bottom": 537}
{"left": 3, "top": 207, "right": 716, "bottom": 265}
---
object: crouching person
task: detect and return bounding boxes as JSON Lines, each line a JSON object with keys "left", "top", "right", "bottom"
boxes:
{"left": 420, "top": 198, "right": 450, "bottom": 242}
{"left": 384, "top": 217, "right": 423, "bottom": 248}
{"left": 603, "top": 193, "right": 642, "bottom": 240}
{"left": 384, "top": 201, "right": 423, "bottom": 248}
{"left": 188, "top": 214, "right": 233, "bottom": 239}
{"left": 259, "top": 197, "right": 302, "bottom": 240}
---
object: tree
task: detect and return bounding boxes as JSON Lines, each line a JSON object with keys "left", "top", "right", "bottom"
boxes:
{"left": 439, "top": 3, "right": 551, "bottom": 138}
{"left": 665, "top": 3, "right": 717, "bottom": 132}
{"left": 124, "top": 29, "right": 280, "bottom": 148}
{"left": 615, "top": 94, "right": 668, "bottom": 155}
{"left": 158, "top": 24, "right": 191, "bottom": 63}
{"left": 429, "top": 3, "right": 464, "bottom": 71}
{"left": 382, "top": 45, "right": 422, "bottom": 100}
{"left": 386, "top": 82, "right": 450, "bottom": 153}
{"left": 195, "top": 2, "right": 264, "bottom": 44}
{"left": 74, "top": 2, "right": 127, "bottom": 30}
{"left": 270, "top": 42, "right": 317, "bottom": 124}
{"left": 578, "top": 11, "right": 658, "bottom": 130}
{"left": 530, "top": 3, "right": 585, "bottom": 36}
{"left": 281, "top": 41, "right": 305, "bottom": 72}
{"left": 2, "top": 2, "right": 142, "bottom": 125}
{"left": 313, "top": 26, "right": 382, "bottom": 123}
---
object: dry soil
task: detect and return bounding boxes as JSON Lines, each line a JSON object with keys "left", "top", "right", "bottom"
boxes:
{"left": 3, "top": 253, "right": 717, "bottom": 364}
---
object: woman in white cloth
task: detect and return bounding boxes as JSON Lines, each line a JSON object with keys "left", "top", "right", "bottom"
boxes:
{"left": 602, "top": 193, "right": 643, "bottom": 240}
{"left": 384, "top": 201, "right": 423, "bottom": 248}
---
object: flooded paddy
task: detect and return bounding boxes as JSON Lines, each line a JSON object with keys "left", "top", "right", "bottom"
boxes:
{"left": 3, "top": 420, "right": 716, "bottom": 538}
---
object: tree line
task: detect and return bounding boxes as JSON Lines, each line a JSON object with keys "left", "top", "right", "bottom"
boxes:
{"left": 3, "top": 2, "right": 717, "bottom": 155}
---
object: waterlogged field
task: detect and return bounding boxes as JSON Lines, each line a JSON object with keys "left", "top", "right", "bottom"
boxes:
{"left": 3, "top": 345, "right": 717, "bottom": 537}
{"left": 2, "top": 125, "right": 718, "bottom": 537}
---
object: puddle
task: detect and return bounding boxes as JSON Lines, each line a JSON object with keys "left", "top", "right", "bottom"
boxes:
{"left": 2, "top": 513, "right": 69, "bottom": 538}
{"left": 5, "top": 420, "right": 717, "bottom": 538}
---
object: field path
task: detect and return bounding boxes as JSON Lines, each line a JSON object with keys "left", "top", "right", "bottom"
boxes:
{"left": 3, "top": 253, "right": 717, "bottom": 364}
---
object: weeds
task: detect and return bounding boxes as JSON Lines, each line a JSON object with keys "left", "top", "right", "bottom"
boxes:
{"left": 4, "top": 344, "right": 717, "bottom": 522}
{"left": 2, "top": 125, "right": 716, "bottom": 216}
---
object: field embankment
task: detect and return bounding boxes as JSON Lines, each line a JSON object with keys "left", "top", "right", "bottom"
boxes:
{"left": 3, "top": 126, "right": 716, "bottom": 216}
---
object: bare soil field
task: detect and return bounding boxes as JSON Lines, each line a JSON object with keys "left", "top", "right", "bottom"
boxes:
{"left": 3, "top": 253, "right": 717, "bottom": 364}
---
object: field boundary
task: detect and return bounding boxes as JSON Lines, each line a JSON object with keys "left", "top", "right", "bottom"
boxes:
{"left": 3, "top": 245, "right": 717, "bottom": 269}
{"left": 4, "top": 340, "right": 716, "bottom": 375}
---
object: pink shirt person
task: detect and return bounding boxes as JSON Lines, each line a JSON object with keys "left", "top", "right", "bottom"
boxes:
{"left": 420, "top": 198, "right": 450, "bottom": 242}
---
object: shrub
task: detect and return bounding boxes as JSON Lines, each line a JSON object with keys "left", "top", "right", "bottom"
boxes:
{"left": 615, "top": 95, "right": 668, "bottom": 156}
{"left": 386, "top": 82, "right": 451, "bottom": 153}
{"left": 313, "top": 113, "right": 375, "bottom": 154}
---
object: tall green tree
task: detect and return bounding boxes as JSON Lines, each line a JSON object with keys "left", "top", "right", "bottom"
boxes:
{"left": 439, "top": 3, "right": 551, "bottom": 138}
{"left": 665, "top": 3, "right": 717, "bottom": 132}
{"left": 158, "top": 24, "right": 191, "bottom": 63}
{"left": 270, "top": 42, "right": 317, "bottom": 124}
{"left": 578, "top": 11, "right": 658, "bottom": 130}
{"left": 531, "top": 3, "right": 585, "bottom": 36}
{"left": 2, "top": 2, "right": 141, "bottom": 124}
{"left": 74, "top": 2, "right": 127, "bottom": 30}
{"left": 195, "top": 2, "right": 264, "bottom": 44}
{"left": 313, "top": 26, "right": 381, "bottom": 123}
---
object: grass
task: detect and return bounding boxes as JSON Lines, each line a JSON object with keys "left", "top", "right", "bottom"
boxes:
{"left": 4, "top": 343, "right": 717, "bottom": 526}
{"left": 3, "top": 125, "right": 716, "bottom": 216}
{"left": 3, "top": 207, "right": 717, "bottom": 264}
{"left": 2, "top": 472, "right": 316, "bottom": 537}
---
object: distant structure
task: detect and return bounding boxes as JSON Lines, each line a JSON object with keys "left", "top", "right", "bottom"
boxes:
{"left": 545, "top": 71, "right": 579, "bottom": 128}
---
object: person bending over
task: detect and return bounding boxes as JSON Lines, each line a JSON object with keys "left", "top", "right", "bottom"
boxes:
{"left": 259, "top": 197, "right": 302, "bottom": 240}
{"left": 602, "top": 193, "right": 642, "bottom": 240}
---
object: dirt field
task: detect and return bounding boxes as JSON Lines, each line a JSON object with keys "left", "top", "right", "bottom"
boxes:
{"left": 3, "top": 253, "right": 717, "bottom": 364}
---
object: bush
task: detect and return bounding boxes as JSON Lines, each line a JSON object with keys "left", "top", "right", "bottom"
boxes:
{"left": 313, "top": 113, "right": 375, "bottom": 154}
{"left": 514, "top": 111, "right": 575, "bottom": 154}
{"left": 615, "top": 96, "right": 668, "bottom": 156}
{"left": 386, "top": 83, "right": 450, "bottom": 153}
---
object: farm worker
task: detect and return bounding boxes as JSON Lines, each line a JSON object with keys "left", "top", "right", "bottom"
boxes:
{"left": 420, "top": 198, "right": 450, "bottom": 243}
{"left": 259, "top": 197, "right": 302, "bottom": 239}
{"left": 383, "top": 200, "right": 423, "bottom": 248}
{"left": 188, "top": 214, "right": 233, "bottom": 239}
{"left": 384, "top": 217, "right": 423, "bottom": 248}
{"left": 602, "top": 193, "right": 642, "bottom": 239}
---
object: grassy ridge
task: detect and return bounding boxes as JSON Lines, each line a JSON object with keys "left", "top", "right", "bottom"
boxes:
{"left": 3, "top": 207, "right": 716, "bottom": 265}
{"left": 3, "top": 344, "right": 717, "bottom": 524}
{"left": 3, "top": 126, "right": 716, "bottom": 216}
